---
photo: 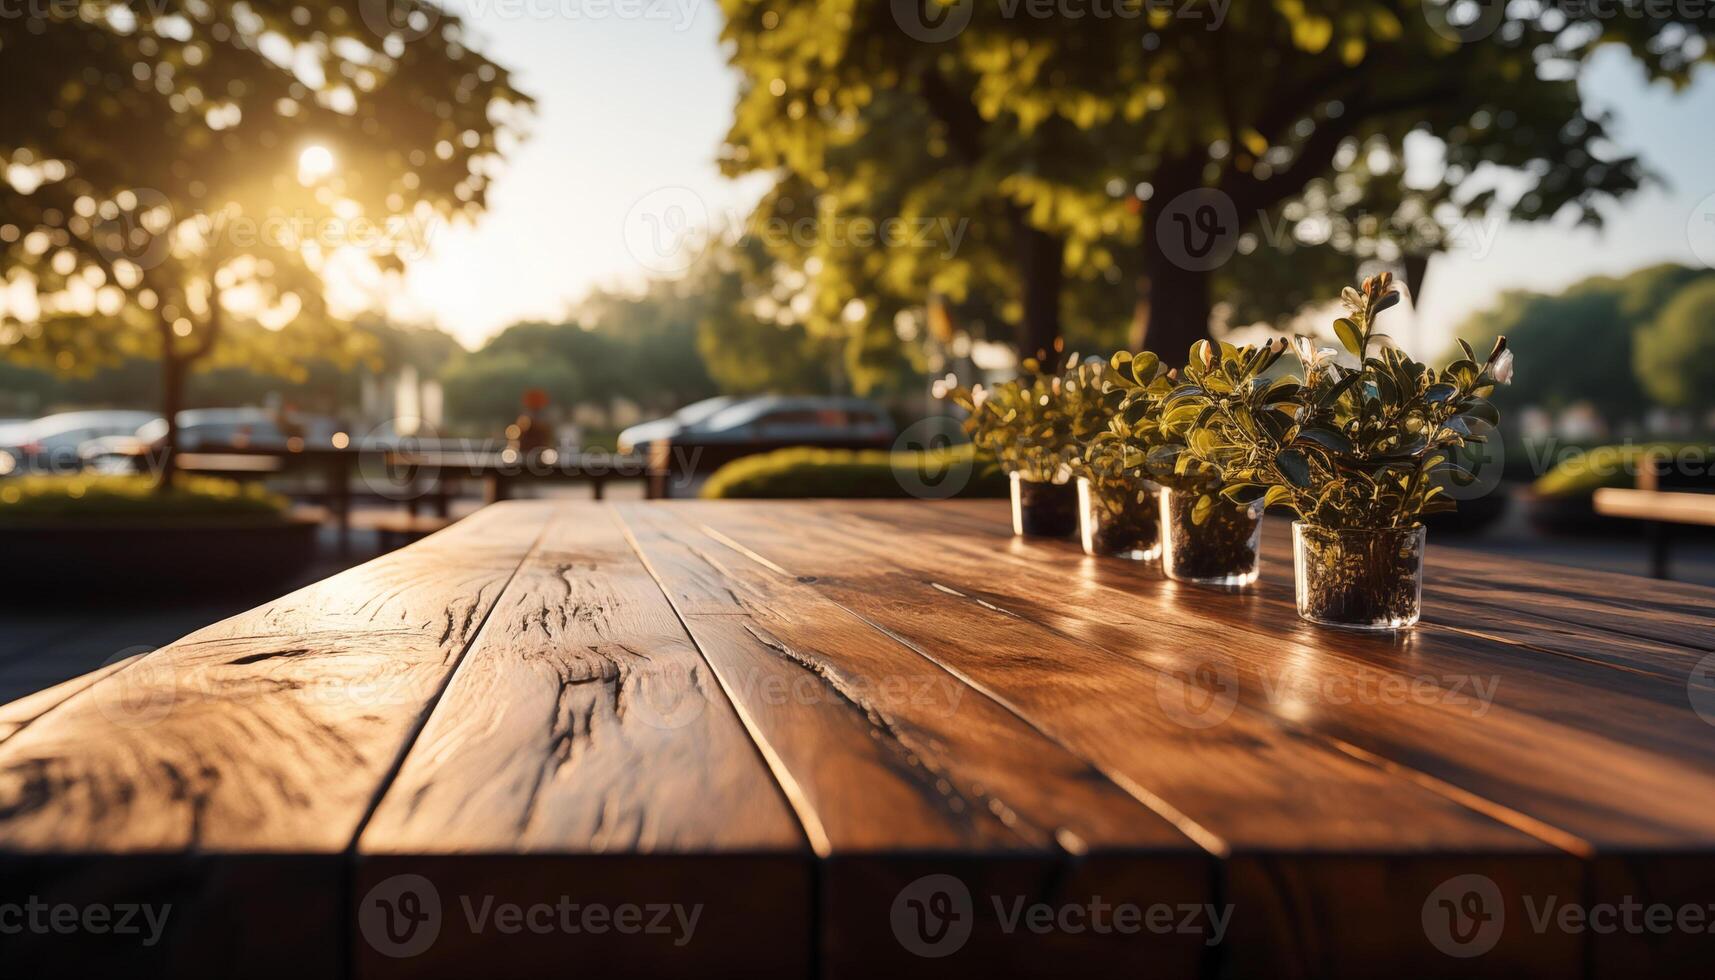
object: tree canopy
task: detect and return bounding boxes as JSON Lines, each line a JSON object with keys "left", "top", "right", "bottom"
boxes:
{"left": 1636, "top": 277, "right": 1715, "bottom": 413}
{"left": 0, "top": 0, "right": 530, "bottom": 474}
{"left": 719, "top": 0, "right": 1709, "bottom": 369}
{"left": 1453, "top": 263, "right": 1715, "bottom": 422}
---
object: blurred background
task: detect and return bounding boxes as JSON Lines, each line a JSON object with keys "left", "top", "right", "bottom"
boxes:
{"left": 4, "top": 0, "right": 1714, "bottom": 697}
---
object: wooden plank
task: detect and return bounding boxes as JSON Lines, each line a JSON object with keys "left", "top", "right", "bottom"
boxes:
{"left": 680, "top": 502, "right": 1581, "bottom": 979}
{"left": 0, "top": 501, "right": 546, "bottom": 978}
{"left": 827, "top": 501, "right": 1715, "bottom": 846}
{"left": 357, "top": 503, "right": 810, "bottom": 979}
{"left": 0, "top": 652, "right": 144, "bottom": 744}
{"left": 615, "top": 503, "right": 1213, "bottom": 976}
{"left": 807, "top": 500, "right": 1715, "bottom": 977}
{"left": 1595, "top": 487, "right": 1715, "bottom": 527}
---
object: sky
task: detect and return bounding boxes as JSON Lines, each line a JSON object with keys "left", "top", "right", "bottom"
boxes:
{"left": 371, "top": 6, "right": 1715, "bottom": 352}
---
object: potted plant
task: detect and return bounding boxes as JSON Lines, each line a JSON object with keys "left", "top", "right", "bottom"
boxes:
{"left": 1073, "top": 353, "right": 1165, "bottom": 560}
{"left": 1109, "top": 346, "right": 1270, "bottom": 585}
{"left": 937, "top": 359, "right": 1079, "bottom": 537}
{"left": 1172, "top": 273, "right": 1512, "bottom": 628}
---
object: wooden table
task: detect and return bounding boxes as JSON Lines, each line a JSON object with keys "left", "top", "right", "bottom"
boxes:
{"left": 2, "top": 500, "right": 1712, "bottom": 979}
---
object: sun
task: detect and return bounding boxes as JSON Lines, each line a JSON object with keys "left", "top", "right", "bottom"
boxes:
{"left": 298, "top": 145, "right": 336, "bottom": 184}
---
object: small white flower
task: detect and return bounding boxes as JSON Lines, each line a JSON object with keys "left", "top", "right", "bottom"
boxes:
{"left": 970, "top": 384, "right": 988, "bottom": 407}
{"left": 1293, "top": 335, "right": 1339, "bottom": 377}
{"left": 1492, "top": 349, "right": 1514, "bottom": 385}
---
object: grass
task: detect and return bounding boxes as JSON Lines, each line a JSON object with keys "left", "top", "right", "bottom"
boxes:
{"left": 1532, "top": 442, "right": 1715, "bottom": 498}
{"left": 0, "top": 474, "right": 289, "bottom": 525}
{"left": 701, "top": 443, "right": 1008, "bottom": 499}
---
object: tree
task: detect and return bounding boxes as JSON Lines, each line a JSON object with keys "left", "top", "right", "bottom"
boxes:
{"left": 691, "top": 236, "right": 844, "bottom": 396}
{"left": 1636, "top": 277, "right": 1715, "bottom": 414}
{"left": 1452, "top": 263, "right": 1714, "bottom": 422}
{"left": 0, "top": 0, "right": 530, "bottom": 482}
{"left": 719, "top": 0, "right": 1704, "bottom": 364}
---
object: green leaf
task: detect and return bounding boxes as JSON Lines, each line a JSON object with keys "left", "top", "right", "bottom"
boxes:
{"left": 1262, "top": 485, "right": 1297, "bottom": 511}
{"left": 1424, "top": 383, "right": 1460, "bottom": 405}
{"left": 1333, "top": 317, "right": 1364, "bottom": 356}
{"left": 1294, "top": 426, "right": 1354, "bottom": 455}
{"left": 1191, "top": 494, "right": 1213, "bottom": 526}
{"left": 1221, "top": 484, "right": 1266, "bottom": 505}
{"left": 1129, "top": 351, "right": 1159, "bottom": 385}
{"left": 1459, "top": 397, "right": 1500, "bottom": 426}
{"left": 1276, "top": 447, "right": 1313, "bottom": 487}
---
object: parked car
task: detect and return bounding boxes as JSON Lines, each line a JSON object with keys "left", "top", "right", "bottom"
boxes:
{"left": 0, "top": 410, "right": 160, "bottom": 475}
{"left": 627, "top": 395, "right": 896, "bottom": 494}
{"left": 616, "top": 396, "right": 740, "bottom": 455}
{"left": 683, "top": 396, "right": 895, "bottom": 445}
{"left": 133, "top": 408, "right": 289, "bottom": 451}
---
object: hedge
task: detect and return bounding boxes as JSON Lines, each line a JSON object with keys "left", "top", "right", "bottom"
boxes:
{"left": 700, "top": 444, "right": 1009, "bottom": 499}
{"left": 1532, "top": 443, "right": 1715, "bottom": 499}
{"left": 0, "top": 474, "right": 289, "bottom": 524}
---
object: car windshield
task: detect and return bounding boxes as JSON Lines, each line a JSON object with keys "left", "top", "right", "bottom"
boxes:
{"left": 674, "top": 397, "right": 735, "bottom": 426}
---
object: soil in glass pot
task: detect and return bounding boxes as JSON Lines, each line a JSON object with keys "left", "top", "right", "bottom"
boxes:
{"left": 1010, "top": 472, "right": 1078, "bottom": 538}
{"left": 1077, "top": 478, "right": 1161, "bottom": 560}
{"left": 1293, "top": 522, "right": 1426, "bottom": 630}
{"left": 1158, "top": 487, "right": 1263, "bottom": 585}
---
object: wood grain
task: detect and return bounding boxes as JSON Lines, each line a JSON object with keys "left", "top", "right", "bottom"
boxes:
{"left": 357, "top": 504, "right": 810, "bottom": 978}
{"left": 822, "top": 501, "right": 1715, "bottom": 849}
{"left": 0, "top": 501, "right": 546, "bottom": 978}
{"left": 679, "top": 501, "right": 1583, "bottom": 979}
{"left": 7, "top": 498, "right": 1713, "bottom": 979}
{"left": 0, "top": 652, "right": 144, "bottom": 745}
{"left": 616, "top": 503, "right": 1213, "bottom": 976}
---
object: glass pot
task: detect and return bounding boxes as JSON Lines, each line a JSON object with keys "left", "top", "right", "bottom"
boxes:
{"left": 1009, "top": 472, "right": 1078, "bottom": 538}
{"left": 1077, "top": 478, "right": 1162, "bottom": 560}
{"left": 1293, "top": 522, "right": 1427, "bottom": 630}
{"left": 1158, "top": 487, "right": 1263, "bottom": 586}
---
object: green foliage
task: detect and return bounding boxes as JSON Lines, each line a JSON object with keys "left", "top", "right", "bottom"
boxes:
{"left": 693, "top": 237, "right": 844, "bottom": 396}
{"left": 0, "top": 474, "right": 286, "bottom": 524}
{"left": 1169, "top": 274, "right": 1511, "bottom": 530}
{"left": 1451, "top": 264, "right": 1714, "bottom": 420}
{"left": 0, "top": 0, "right": 530, "bottom": 447}
{"left": 699, "top": 443, "right": 1006, "bottom": 499}
{"left": 936, "top": 356, "right": 1083, "bottom": 482}
{"left": 717, "top": 0, "right": 1694, "bottom": 362}
{"left": 440, "top": 349, "right": 584, "bottom": 425}
{"left": 1532, "top": 443, "right": 1715, "bottom": 499}
{"left": 1635, "top": 278, "right": 1715, "bottom": 412}
{"left": 0, "top": 319, "right": 462, "bottom": 417}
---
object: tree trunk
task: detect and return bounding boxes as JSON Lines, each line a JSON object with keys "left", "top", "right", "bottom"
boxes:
{"left": 157, "top": 348, "right": 183, "bottom": 490}
{"left": 1130, "top": 224, "right": 1213, "bottom": 361}
{"left": 1013, "top": 217, "right": 1064, "bottom": 365}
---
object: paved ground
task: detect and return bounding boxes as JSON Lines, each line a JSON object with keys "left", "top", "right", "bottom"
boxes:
{"left": 2, "top": 488, "right": 1709, "bottom": 706}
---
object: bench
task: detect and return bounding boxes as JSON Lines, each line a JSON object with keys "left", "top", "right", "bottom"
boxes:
{"left": 2, "top": 500, "right": 1712, "bottom": 977}
{"left": 347, "top": 511, "right": 458, "bottom": 550}
{"left": 1592, "top": 451, "right": 1715, "bottom": 578}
